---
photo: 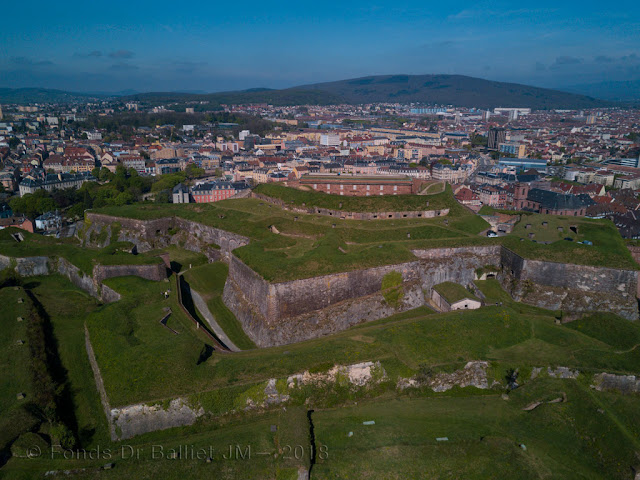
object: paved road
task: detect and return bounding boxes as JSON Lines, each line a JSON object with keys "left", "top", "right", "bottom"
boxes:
{"left": 190, "top": 288, "right": 241, "bottom": 352}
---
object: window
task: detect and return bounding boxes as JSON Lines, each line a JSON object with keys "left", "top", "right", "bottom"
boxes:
{"left": 366, "top": 185, "right": 370, "bottom": 190}
{"left": 394, "top": 186, "right": 398, "bottom": 191}
{"left": 380, "top": 185, "right": 384, "bottom": 191}
{"left": 353, "top": 185, "right": 356, "bottom": 190}
{"left": 326, "top": 184, "right": 331, "bottom": 189}
{"left": 340, "top": 184, "right": 344, "bottom": 190}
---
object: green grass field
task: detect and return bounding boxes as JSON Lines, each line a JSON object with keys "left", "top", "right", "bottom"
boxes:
{"left": 503, "top": 214, "right": 638, "bottom": 270}
{"left": 2, "top": 186, "right": 640, "bottom": 479}
{"left": 90, "top": 185, "right": 638, "bottom": 282}
{"left": 83, "top": 275, "right": 640, "bottom": 409}
{"left": 2, "top": 269, "right": 640, "bottom": 479}
{"left": 0, "top": 286, "right": 39, "bottom": 453}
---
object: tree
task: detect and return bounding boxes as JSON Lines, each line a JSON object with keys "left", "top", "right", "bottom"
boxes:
{"left": 185, "top": 163, "right": 205, "bottom": 179}
{"left": 8, "top": 137, "right": 21, "bottom": 150}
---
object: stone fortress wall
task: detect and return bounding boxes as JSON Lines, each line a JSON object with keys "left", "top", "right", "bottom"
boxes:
{"left": 0, "top": 253, "right": 168, "bottom": 303}
{"left": 251, "top": 192, "right": 450, "bottom": 220}
{"left": 83, "top": 213, "right": 640, "bottom": 347}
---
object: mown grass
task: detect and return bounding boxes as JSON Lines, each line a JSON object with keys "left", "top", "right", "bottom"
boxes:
{"left": 2, "top": 271, "right": 640, "bottom": 479}
{"left": 85, "top": 271, "right": 640, "bottom": 407}
{"left": 503, "top": 215, "right": 639, "bottom": 270}
{"left": 183, "top": 262, "right": 257, "bottom": 350}
{"left": 313, "top": 379, "right": 640, "bottom": 480}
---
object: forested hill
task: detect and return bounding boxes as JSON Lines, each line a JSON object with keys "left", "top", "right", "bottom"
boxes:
{"left": 1, "top": 74, "right": 612, "bottom": 109}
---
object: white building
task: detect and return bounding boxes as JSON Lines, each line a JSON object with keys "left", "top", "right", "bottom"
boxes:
{"left": 320, "top": 134, "right": 340, "bottom": 147}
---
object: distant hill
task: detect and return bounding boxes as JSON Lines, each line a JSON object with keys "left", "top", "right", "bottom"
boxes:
{"left": 562, "top": 79, "right": 640, "bottom": 102}
{"left": 0, "top": 87, "right": 108, "bottom": 104}
{"left": 119, "top": 75, "right": 615, "bottom": 109}
{"left": 289, "top": 74, "right": 611, "bottom": 109}
{"left": 1, "top": 75, "right": 613, "bottom": 109}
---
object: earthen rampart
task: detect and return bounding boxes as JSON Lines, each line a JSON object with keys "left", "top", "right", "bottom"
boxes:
{"left": 251, "top": 192, "right": 449, "bottom": 220}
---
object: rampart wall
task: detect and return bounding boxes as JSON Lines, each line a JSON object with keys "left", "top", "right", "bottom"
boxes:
{"left": 0, "top": 253, "right": 165, "bottom": 303}
{"left": 85, "top": 212, "right": 250, "bottom": 261}
{"left": 83, "top": 213, "right": 640, "bottom": 346}
{"left": 499, "top": 247, "right": 639, "bottom": 320}
{"left": 251, "top": 192, "right": 449, "bottom": 220}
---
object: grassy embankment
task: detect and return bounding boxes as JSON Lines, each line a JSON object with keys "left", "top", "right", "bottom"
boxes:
{"left": 2, "top": 274, "right": 640, "bottom": 479}
{"left": 93, "top": 185, "right": 492, "bottom": 282}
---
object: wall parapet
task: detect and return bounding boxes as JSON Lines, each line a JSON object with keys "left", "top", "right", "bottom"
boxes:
{"left": 250, "top": 192, "right": 449, "bottom": 220}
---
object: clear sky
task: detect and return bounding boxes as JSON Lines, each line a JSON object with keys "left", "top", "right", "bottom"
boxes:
{"left": 1, "top": 0, "right": 638, "bottom": 93}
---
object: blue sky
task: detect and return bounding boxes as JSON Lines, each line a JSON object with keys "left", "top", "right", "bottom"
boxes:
{"left": 1, "top": 0, "right": 639, "bottom": 93}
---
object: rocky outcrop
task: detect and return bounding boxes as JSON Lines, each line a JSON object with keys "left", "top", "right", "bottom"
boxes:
{"left": 397, "top": 361, "right": 493, "bottom": 392}
{"left": 592, "top": 373, "right": 640, "bottom": 394}
{"left": 111, "top": 399, "right": 204, "bottom": 440}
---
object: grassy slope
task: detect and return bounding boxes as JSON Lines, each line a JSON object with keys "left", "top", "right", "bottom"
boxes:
{"left": 87, "top": 275, "right": 219, "bottom": 406}
{"left": 26, "top": 276, "right": 109, "bottom": 447}
{"left": 92, "top": 189, "right": 637, "bottom": 280}
{"left": 183, "top": 262, "right": 257, "bottom": 350}
{"left": 0, "top": 286, "right": 39, "bottom": 453}
{"left": 253, "top": 182, "right": 461, "bottom": 212}
{"left": 87, "top": 277, "right": 640, "bottom": 407}
{"left": 1, "top": 275, "right": 640, "bottom": 479}
{"left": 313, "top": 380, "right": 640, "bottom": 480}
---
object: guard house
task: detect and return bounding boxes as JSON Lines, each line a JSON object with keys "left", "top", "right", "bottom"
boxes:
{"left": 431, "top": 282, "right": 482, "bottom": 312}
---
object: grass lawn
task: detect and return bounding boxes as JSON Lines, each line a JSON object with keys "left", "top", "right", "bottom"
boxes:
{"left": 87, "top": 275, "right": 222, "bottom": 407}
{"left": 503, "top": 215, "right": 638, "bottom": 270}
{"left": 312, "top": 380, "right": 640, "bottom": 479}
{"left": 26, "top": 275, "right": 108, "bottom": 447}
{"left": 85, "top": 271, "right": 640, "bottom": 407}
{"left": 183, "top": 262, "right": 257, "bottom": 350}
{"left": 2, "top": 269, "right": 640, "bottom": 479}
